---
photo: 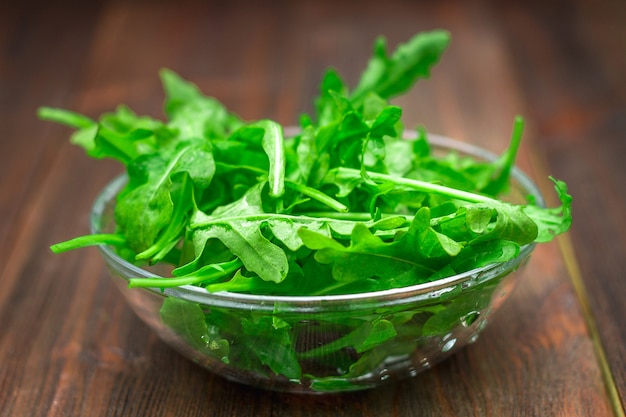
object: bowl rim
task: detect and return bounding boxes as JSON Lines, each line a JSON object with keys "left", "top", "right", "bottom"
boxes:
{"left": 91, "top": 133, "right": 543, "bottom": 309}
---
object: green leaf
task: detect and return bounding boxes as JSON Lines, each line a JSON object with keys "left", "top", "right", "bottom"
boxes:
{"left": 160, "top": 298, "right": 230, "bottom": 362}
{"left": 422, "top": 289, "right": 492, "bottom": 337}
{"left": 369, "top": 106, "right": 402, "bottom": 138}
{"left": 117, "top": 140, "right": 214, "bottom": 251}
{"left": 202, "top": 181, "right": 266, "bottom": 220}
{"left": 413, "top": 207, "right": 464, "bottom": 258}
{"left": 450, "top": 240, "right": 520, "bottom": 272}
{"left": 93, "top": 106, "right": 175, "bottom": 163}
{"left": 160, "top": 69, "right": 204, "bottom": 114}
{"left": 252, "top": 120, "right": 286, "bottom": 198}
{"left": 295, "top": 125, "right": 317, "bottom": 183}
{"left": 465, "top": 206, "right": 494, "bottom": 234}
{"left": 522, "top": 177, "right": 573, "bottom": 243}
{"left": 393, "top": 207, "right": 461, "bottom": 264}
{"left": 299, "top": 318, "right": 396, "bottom": 359}
{"left": 315, "top": 68, "right": 349, "bottom": 125}
{"left": 299, "top": 224, "right": 431, "bottom": 284}
{"left": 475, "top": 202, "right": 538, "bottom": 246}
{"left": 135, "top": 172, "right": 195, "bottom": 262}
{"left": 350, "top": 30, "right": 451, "bottom": 107}
{"left": 160, "top": 68, "right": 242, "bottom": 139}
{"left": 39, "top": 106, "right": 172, "bottom": 163}
{"left": 116, "top": 167, "right": 174, "bottom": 251}
{"left": 241, "top": 316, "right": 302, "bottom": 379}
{"left": 192, "top": 221, "right": 289, "bottom": 283}
{"left": 315, "top": 111, "right": 370, "bottom": 157}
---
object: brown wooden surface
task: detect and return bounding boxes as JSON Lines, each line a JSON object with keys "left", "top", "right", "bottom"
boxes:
{"left": 1, "top": 0, "right": 625, "bottom": 415}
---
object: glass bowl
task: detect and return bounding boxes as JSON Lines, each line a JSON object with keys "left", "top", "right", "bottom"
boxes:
{"left": 90, "top": 134, "right": 543, "bottom": 394}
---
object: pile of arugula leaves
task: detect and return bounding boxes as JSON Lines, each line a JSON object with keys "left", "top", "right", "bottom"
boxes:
{"left": 41, "top": 30, "right": 572, "bottom": 391}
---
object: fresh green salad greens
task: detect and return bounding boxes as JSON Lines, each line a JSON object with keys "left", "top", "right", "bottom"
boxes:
{"left": 42, "top": 29, "right": 571, "bottom": 296}
{"left": 41, "top": 30, "right": 572, "bottom": 391}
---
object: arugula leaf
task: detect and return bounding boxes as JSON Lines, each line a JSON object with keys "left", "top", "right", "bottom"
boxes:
{"left": 116, "top": 138, "right": 214, "bottom": 252}
{"left": 299, "top": 317, "right": 397, "bottom": 359}
{"left": 408, "top": 207, "right": 464, "bottom": 258}
{"left": 522, "top": 177, "right": 573, "bottom": 243}
{"left": 294, "top": 125, "right": 317, "bottom": 184}
{"left": 241, "top": 316, "right": 302, "bottom": 379}
{"left": 421, "top": 287, "right": 493, "bottom": 337}
{"left": 160, "top": 298, "right": 230, "bottom": 362}
{"left": 160, "top": 68, "right": 242, "bottom": 139}
{"left": 314, "top": 68, "right": 349, "bottom": 126}
{"left": 299, "top": 224, "right": 433, "bottom": 286}
{"left": 261, "top": 120, "right": 286, "bottom": 199}
{"left": 474, "top": 202, "right": 538, "bottom": 245}
{"left": 39, "top": 105, "right": 174, "bottom": 163}
{"left": 350, "top": 30, "right": 451, "bottom": 107}
{"left": 192, "top": 222, "right": 288, "bottom": 284}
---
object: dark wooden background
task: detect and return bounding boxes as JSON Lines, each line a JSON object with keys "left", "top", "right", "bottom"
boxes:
{"left": 1, "top": 0, "right": 625, "bottom": 415}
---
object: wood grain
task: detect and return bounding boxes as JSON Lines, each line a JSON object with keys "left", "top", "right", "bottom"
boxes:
{"left": 497, "top": 0, "right": 626, "bottom": 412}
{"left": 0, "top": 0, "right": 623, "bottom": 415}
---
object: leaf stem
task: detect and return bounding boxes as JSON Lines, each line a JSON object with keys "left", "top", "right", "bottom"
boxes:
{"left": 505, "top": 116, "right": 525, "bottom": 170}
{"left": 285, "top": 181, "right": 348, "bottom": 212}
{"left": 128, "top": 258, "right": 243, "bottom": 288}
{"left": 50, "top": 234, "right": 126, "bottom": 253}
{"left": 331, "top": 168, "right": 497, "bottom": 204}
{"left": 215, "top": 162, "right": 348, "bottom": 212}
{"left": 190, "top": 211, "right": 364, "bottom": 230}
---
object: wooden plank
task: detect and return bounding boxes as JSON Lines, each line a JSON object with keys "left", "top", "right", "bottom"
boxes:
{"left": 0, "top": 3, "right": 118, "bottom": 416}
{"left": 0, "top": 1, "right": 107, "bottom": 274}
{"left": 0, "top": 0, "right": 619, "bottom": 416}
{"left": 495, "top": 0, "right": 626, "bottom": 412}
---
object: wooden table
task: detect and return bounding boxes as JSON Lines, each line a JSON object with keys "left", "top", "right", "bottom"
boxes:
{"left": 1, "top": 0, "right": 625, "bottom": 415}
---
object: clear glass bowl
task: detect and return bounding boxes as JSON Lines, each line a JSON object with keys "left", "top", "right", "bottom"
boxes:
{"left": 90, "top": 134, "right": 543, "bottom": 394}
